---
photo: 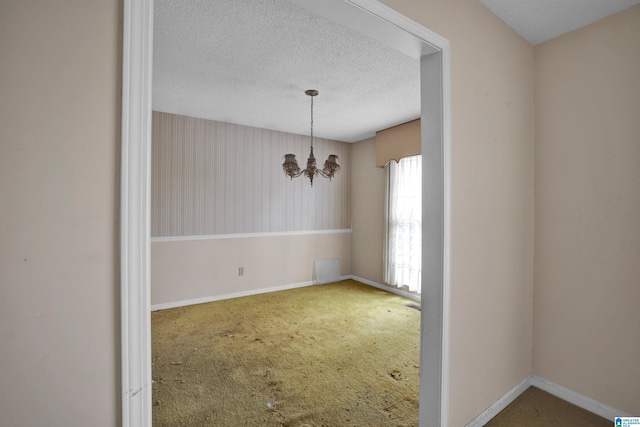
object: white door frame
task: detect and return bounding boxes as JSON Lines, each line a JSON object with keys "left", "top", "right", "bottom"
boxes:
{"left": 120, "top": 1, "right": 451, "bottom": 426}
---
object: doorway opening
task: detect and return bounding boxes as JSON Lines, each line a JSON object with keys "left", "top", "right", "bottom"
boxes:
{"left": 120, "top": 1, "right": 451, "bottom": 425}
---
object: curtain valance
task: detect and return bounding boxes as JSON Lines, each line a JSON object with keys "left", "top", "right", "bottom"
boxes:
{"left": 375, "top": 119, "right": 421, "bottom": 167}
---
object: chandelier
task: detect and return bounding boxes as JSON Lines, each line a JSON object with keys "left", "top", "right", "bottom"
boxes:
{"left": 282, "top": 89, "right": 340, "bottom": 187}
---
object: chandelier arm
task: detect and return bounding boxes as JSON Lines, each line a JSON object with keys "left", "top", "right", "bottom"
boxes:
{"left": 316, "top": 169, "right": 329, "bottom": 178}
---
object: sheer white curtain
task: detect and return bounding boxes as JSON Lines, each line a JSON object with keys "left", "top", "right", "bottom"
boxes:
{"left": 385, "top": 155, "right": 422, "bottom": 293}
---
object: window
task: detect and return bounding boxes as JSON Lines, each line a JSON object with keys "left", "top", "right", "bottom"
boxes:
{"left": 385, "top": 155, "right": 422, "bottom": 293}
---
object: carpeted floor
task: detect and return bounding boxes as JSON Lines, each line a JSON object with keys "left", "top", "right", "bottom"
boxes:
{"left": 152, "top": 279, "right": 612, "bottom": 426}
{"left": 487, "top": 387, "right": 611, "bottom": 426}
{"left": 152, "top": 280, "right": 421, "bottom": 426}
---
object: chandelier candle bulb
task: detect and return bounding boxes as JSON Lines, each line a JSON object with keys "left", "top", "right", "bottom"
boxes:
{"left": 282, "top": 90, "right": 340, "bottom": 186}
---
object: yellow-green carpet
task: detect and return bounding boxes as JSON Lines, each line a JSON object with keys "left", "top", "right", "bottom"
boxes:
{"left": 487, "top": 387, "right": 611, "bottom": 426}
{"left": 152, "top": 280, "right": 421, "bottom": 426}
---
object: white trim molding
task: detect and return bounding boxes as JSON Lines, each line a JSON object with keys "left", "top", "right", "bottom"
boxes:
{"left": 464, "top": 377, "right": 531, "bottom": 427}
{"left": 419, "top": 44, "right": 452, "bottom": 427}
{"left": 151, "top": 280, "right": 312, "bottom": 311}
{"left": 151, "top": 276, "right": 416, "bottom": 311}
{"left": 151, "top": 228, "right": 352, "bottom": 243}
{"left": 350, "top": 275, "right": 421, "bottom": 302}
{"left": 120, "top": 0, "right": 154, "bottom": 426}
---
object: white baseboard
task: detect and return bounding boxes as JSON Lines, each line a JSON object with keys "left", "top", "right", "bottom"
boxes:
{"left": 150, "top": 275, "right": 416, "bottom": 311}
{"left": 348, "top": 275, "right": 421, "bottom": 302}
{"left": 151, "top": 280, "right": 315, "bottom": 311}
{"left": 529, "top": 375, "right": 630, "bottom": 421}
{"left": 465, "top": 374, "right": 630, "bottom": 426}
{"left": 465, "top": 376, "right": 531, "bottom": 427}
{"left": 151, "top": 275, "right": 354, "bottom": 311}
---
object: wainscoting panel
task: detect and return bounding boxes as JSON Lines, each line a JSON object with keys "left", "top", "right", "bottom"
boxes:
{"left": 151, "top": 111, "right": 351, "bottom": 237}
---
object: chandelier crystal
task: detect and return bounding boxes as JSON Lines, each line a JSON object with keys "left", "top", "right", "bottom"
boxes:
{"left": 282, "top": 90, "right": 340, "bottom": 187}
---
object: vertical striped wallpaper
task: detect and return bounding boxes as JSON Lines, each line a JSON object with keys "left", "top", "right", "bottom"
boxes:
{"left": 151, "top": 111, "right": 351, "bottom": 237}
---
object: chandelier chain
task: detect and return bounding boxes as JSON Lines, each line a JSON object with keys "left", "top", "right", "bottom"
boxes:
{"left": 310, "top": 95, "right": 314, "bottom": 150}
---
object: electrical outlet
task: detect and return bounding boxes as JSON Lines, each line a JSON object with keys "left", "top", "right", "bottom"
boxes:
{"left": 238, "top": 267, "right": 244, "bottom": 276}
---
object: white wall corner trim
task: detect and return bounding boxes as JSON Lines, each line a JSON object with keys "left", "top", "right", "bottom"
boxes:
{"left": 529, "top": 375, "right": 630, "bottom": 421}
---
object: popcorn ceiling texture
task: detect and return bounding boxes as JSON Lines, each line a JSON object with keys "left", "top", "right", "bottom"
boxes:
{"left": 153, "top": 0, "right": 420, "bottom": 143}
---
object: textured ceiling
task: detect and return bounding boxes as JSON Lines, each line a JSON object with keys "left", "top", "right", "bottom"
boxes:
{"left": 479, "top": 0, "right": 640, "bottom": 45}
{"left": 154, "top": 0, "right": 639, "bottom": 142}
{"left": 153, "top": 0, "right": 421, "bottom": 143}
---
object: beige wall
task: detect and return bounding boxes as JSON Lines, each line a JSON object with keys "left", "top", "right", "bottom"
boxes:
{"left": 0, "top": 1, "right": 120, "bottom": 426}
{"left": 380, "top": 1, "right": 535, "bottom": 425}
{"left": 8, "top": 0, "right": 636, "bottom": 424}
{"left": 533, "top": 5, "right": 640, "bottom": 415}
{"left": 152, "top": 232, "right": 351, "bottom": 306}
{"left": 351, "top": 137, "right": 387, "bottom": 284}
